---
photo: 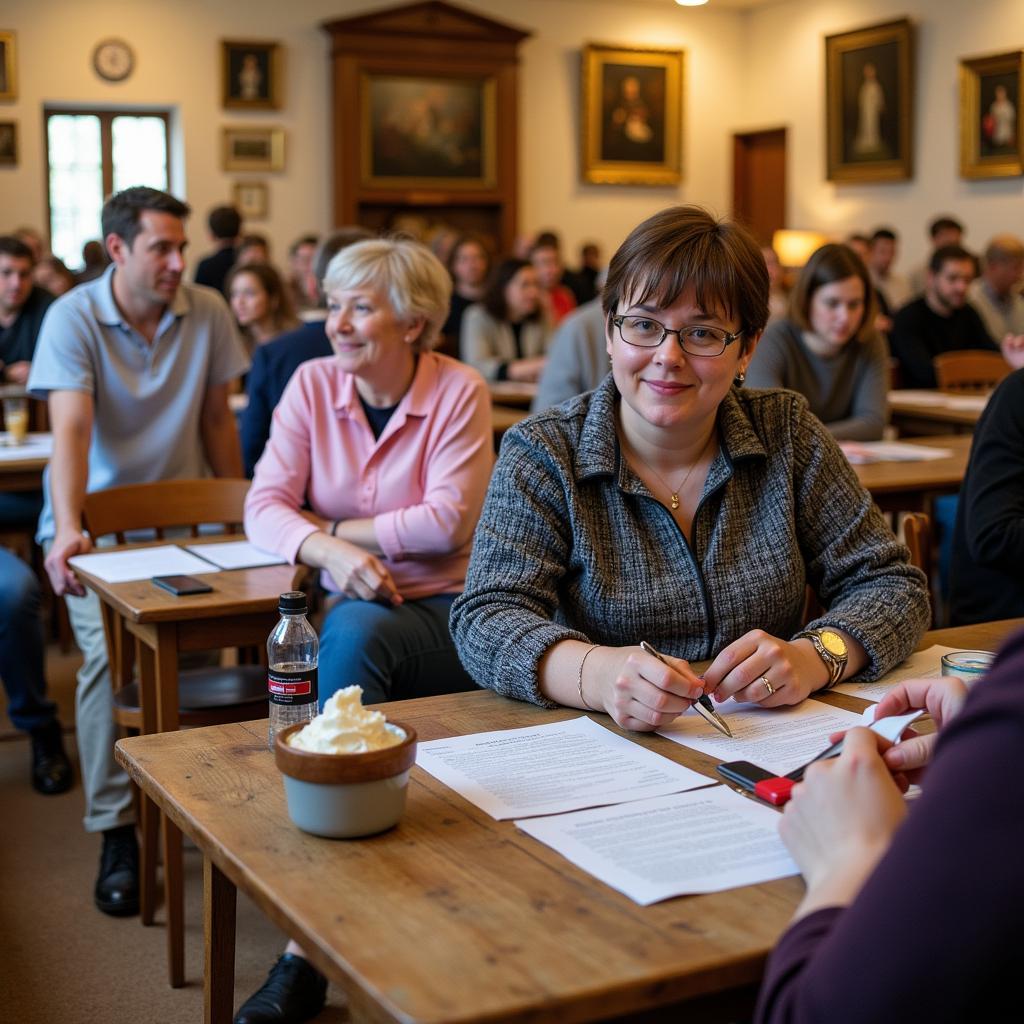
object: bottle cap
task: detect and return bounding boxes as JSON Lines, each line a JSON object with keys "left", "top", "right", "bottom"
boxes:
{"left": 278, "top": 591, "right": 308, "bottom": 615}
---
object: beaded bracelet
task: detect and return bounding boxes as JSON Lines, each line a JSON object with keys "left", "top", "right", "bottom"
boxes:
{"left": 577, "top": 644, "right": 600, "bottom": 712}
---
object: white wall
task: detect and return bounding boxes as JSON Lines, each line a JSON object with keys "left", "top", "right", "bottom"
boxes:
{"left": 0, "top": 0, "right": 743, "bottom": 272}
{"left": 742, "top": 0, "right": 1024, "bottom": 272}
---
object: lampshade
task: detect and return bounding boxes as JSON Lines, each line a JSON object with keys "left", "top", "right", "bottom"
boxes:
{"left": 771, "top": 229, "right": 829, "bottom": 268}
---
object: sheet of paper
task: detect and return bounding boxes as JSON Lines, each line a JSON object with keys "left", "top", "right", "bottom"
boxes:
{"left": 516, "top": 786, "right": 798, "bottom": 905}
{"left": 840, "top": 440, "right": 953, "bottom": 464}
{"left": 0, "top": 432, "right": 53, "bottom": 460}
{"left": 69, "top": 545, "right": 220, "bottom": 583}
{"left": 184, "top": 540, "right": 286, "bottom": 569}
{"left": 833, "top": 645, "right": 965, "bottom": 703}
{"left": 888, "top": 390, "right": 950, "bottom": 406}
{"left": 416, "top": 716, "right": 713, "bottom": 820}
{"left": 861, "top": 705, "right": 924, "bottom": 742}
{"left": 943, "top": 394, "right": 989, "bottom": 412}
{"left": 657, "top": 699, "right": 863, "bottom": 776}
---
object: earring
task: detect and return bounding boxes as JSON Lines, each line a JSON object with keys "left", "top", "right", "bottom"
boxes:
{"left": 734, "top": 371, "right": 746, "bottom": 385}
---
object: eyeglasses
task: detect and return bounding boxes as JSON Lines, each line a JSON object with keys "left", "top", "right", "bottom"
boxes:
{"left": 611, "top": 315, "right": 743, "bottom": 357}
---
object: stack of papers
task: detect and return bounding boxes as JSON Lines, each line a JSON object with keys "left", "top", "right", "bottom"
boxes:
{"left": 69, "top": 539, "right": 285, "bottom": 583}
{"left": 840, "top": 440, "right": 953, "bottom": 464}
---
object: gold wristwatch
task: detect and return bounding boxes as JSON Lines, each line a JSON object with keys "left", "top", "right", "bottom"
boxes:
{"left": 794, "top": 628, "right": 848, "bottom": 689}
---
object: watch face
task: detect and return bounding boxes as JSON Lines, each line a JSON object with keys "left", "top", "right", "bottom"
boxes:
{"left": 819, "top": 630, "right": 847, "bottom": 657}
{"left": 94, "top": 39, "right": 134, "bottom": 82}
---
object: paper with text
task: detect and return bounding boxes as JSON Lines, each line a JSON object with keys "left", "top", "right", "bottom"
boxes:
{"left": 833, "top": 645, "right": 965, "bottom": 703}
{"left": 416, "top": 716, "right": 713, "bottom": 820}
{"left": 840, "top": 440, "right": 953, "bottom": 464}
{"left": 70, "top": 545, "right": 220, "bottom": 583}
{"left": 657, "top": 699, "right": 863, "bottom": 776}
{"left": 516, "top": 786, "right": 798, "bottom": 905}
{"left": 185, "top": 540, "right": 286, "bottom": 569}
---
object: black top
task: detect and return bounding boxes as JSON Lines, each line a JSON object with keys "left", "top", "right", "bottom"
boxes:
{"left": 358, "top": 395, "right": 399, "bottom": 440}
{"left": 755, "top": 626, "right": 1024, "bottom": 1024}
{"left": 889, "top": 296, "right": 997, "bottom": 389}
{"left": 441, "top": 291, "right": 475, "bottom": 343}
{"left": 950, "top": 369, "right": 1024, "bottom": 624}
{"left": 194, "top": 246, "right": 237, "bottom": 296}
{"left": 0, "top": 286, "right": 54, "bottom": 369}
{"left": 240, "top": 320, "right": 332, "bottom": 476}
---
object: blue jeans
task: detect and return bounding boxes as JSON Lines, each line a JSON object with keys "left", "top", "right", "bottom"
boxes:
{"left": 318, "top": 593, "right": 478, "bottom": 706}
{"left": 0, "top": 548, "right": 57, "bottom": 733}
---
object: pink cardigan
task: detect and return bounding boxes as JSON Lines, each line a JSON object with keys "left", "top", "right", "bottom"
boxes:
{"left": 244, "top": 352, "right": 493, "bottom": 600}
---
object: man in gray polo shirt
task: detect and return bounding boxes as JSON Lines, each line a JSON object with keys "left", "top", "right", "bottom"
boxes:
{"left": 28, "top": 186, "right": 250, "bottom": 916}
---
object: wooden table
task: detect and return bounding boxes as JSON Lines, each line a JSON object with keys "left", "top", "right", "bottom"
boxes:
{"left": 851, "top": 434, "right": 972, "bottom": 512}
{"left": 888, "top": 390, "right": 988, "bottom": 436}
{"left": 488, "top": 380, "right": 537, "bottom": 409}
{"left": 115, "top": 618, "right": 1022, "bottom": 1023}
{"left": 0, "top": 432, "right": 50, "bottom": 492}
{"left": 491, "top": 403, "right": 528, "bottom": 443}
{"left": 74, "top": 544, "right": 299, "bottom": 987}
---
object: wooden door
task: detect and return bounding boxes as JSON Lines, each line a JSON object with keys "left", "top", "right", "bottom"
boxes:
{"left": 732, "top": 128, "right": 786, "bottom": 246}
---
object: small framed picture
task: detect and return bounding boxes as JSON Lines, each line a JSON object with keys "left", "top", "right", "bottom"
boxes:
{"left": 960, "top": 51, "right": 1024, "bottom": 179}
{"left": 0, "top": 121, "right": 16, "bottom": 166}
{"left": 0, "top": 31, "right": 16, "bottom": 101}
{"left": 232, "top": 180, "right": 269, "bottom": 220}
{"left": 825, "top": 19, "right": 914, "bottom": 183}
{"left": 580, "top": 43, "right": 684, "bottom": 186}
{"left": 221, "top": 40, "right": 282, "bottom": 110}
{"left": 222, "top": 126, "right": 285, "bottom": 172}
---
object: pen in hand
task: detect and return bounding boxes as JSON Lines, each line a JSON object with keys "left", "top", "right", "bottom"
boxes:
{"left": 640, "top": 641, "right": 733, "bottom": 738}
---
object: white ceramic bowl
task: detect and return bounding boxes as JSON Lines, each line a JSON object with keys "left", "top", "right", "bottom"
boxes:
{"left": 274, "top": 720, "right": 417, "bottom": 839}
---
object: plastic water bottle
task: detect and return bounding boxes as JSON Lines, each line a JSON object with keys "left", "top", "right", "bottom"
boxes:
{"left": 267, "top": 591, "right": 318, "bottom": 749}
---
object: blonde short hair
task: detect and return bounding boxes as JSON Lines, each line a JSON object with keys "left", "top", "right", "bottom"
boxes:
{"left": 322, "top": 237, "right": 452, "bottom": 351}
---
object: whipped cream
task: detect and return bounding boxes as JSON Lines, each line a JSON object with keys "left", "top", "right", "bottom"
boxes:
{"left": 288, "top": 685, "right": 404, "bottom": 754}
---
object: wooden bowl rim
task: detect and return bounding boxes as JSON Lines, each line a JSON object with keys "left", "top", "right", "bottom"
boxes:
{"left": 274, "top": 719, "right": 417, "bottom": 784}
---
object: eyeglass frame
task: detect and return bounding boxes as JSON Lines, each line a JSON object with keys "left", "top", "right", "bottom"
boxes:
{"left": 610, "top": 314, "right": 745, "bottom": 357}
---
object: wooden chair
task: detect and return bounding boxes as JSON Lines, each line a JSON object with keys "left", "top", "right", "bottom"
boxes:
{"left": 81, "top": 478, "right": 268, "bottom": 977}
{"left": 902, "top": 511, "right": 935, "bottom": 627}
{"left": 934, "top": 350, "right": 1010, "bottom": 392}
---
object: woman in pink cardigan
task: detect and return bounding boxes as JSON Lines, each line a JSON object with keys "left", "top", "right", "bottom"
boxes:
{"left": 244, "top": 236, "right": 493, "bottom": 710}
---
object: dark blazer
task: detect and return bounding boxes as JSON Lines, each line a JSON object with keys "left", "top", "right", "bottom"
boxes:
{"left": 194, "top": 247, "right": 237, "bottom": 296}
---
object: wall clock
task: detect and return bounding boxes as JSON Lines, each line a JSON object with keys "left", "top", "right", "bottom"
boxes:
{"left": 92, "top": 39, "right": 135, "bottom": 82}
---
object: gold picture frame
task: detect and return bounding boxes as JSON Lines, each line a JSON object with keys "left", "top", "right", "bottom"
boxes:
{"left": 826, "top": 19, "right": 914, "bottom": 183}
{"left": 222, "top": 127, "right": 285, "bottom": 173}
{"left": 0, "top": 120, "right": 16, "bottom": 165}
{"left": 221, "top": 40, "right": 282, "bottom": 111}
{"left": 0, "top": 31, "right": 17, "bottom": 101}
{"left": 960, "top": 51, "right": 1024, "bottom": 179}
{"left": 580, "top": 43, "right": 683, "bottom": 186}
{"left": 232, "top": 180, "right": 269, "bottom": 220}
{"left": 360, "top": 72, "right": 497, "bottom": 190}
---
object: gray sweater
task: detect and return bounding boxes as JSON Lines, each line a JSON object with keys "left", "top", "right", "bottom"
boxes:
{"left": 745, "top": 319, "right": 889, "bottom": 441}
{"left": 450, "top": 375, "right": 929, "bottom": 706}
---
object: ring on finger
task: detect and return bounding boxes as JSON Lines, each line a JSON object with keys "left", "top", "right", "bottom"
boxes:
{"left": 760, "top": 675, "right": 775, "bottom": 697}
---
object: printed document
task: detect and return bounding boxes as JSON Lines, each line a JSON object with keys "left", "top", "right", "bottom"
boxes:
{"left": 69, "top": 545, "right": 219, "bottom": 583}
{"left": 516, "top": 786, "right": 798, "bottom": 905}
{"left": 416, "top": 716, "right": 713, "bottom": 820}
{"left": 185, "top": 540, "right": 286, "bottom": 569}
{"left": 833, "top": 645, "right": 964, "bottom": 703}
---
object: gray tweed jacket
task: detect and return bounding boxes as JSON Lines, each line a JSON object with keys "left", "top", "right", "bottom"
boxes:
{"left": 450, "top": 374, "right": 930, "bottom": 706}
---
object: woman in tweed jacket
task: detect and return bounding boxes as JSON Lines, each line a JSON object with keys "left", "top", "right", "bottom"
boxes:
{"left": 451, "top": 207, "right": 929, "bottom": 732}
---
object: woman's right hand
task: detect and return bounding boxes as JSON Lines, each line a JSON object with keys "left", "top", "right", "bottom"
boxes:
{"left": 506, "top": 356, "right": 546, "bottom": 383}
{"left": 583, "top": 646, "right": 705, "bottom": 731}
{"left": 874, "top": 676, "right": 968, "bottom": 782}
{"left": 320, "top": 536, "right": 403, "bottom": 605}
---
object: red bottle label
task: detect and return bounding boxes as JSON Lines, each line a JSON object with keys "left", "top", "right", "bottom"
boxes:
{"left": 268, "top": 667, "right": 318, "bottom": 706}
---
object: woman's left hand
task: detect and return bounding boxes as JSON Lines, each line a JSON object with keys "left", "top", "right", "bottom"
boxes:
{"left": 702, "top": 629, "right": 828, "bottom": 707}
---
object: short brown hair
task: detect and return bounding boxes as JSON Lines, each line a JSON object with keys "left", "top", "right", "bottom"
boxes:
{"left": 602, "top": 206, "right": 768, "bottom": 353}
{"left": 788, "top": 243, "right": 876, "bottom": 344}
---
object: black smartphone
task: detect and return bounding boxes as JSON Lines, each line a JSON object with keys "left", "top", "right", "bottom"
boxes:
{"left": 152, "top": 574, "right": 213, "bottom": 596}
{"left": 716, "top": 760, "right": 776, "bottom": 792}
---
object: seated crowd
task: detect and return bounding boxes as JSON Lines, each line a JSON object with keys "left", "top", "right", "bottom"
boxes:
{"left": 2, "top": 188, "right": 1024, "bottom": 1024}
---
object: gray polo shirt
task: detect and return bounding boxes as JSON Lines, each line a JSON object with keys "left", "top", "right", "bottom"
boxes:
{"left": 28, "top": 264, "right": 250, "bottom": 542}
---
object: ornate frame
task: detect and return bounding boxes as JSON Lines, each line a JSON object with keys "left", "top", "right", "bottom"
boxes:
{"left": 959, "top": 50, "right": 1024, "bottom": 179}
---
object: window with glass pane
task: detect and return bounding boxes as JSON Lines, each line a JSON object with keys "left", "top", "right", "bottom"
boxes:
{"left": 45, "top": 109, "right": 171, "bottom": 272}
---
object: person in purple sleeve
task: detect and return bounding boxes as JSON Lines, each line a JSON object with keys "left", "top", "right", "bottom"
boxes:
{"left": 755, "top": 627, "right": 1024, "bottom": 1023}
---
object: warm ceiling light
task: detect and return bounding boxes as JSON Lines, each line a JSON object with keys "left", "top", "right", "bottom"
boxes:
{"left": 675, "top": 0, "right": 709, "bottom": 6}
{"left": 772, "top": 229, "right": 830, "bottom": 268}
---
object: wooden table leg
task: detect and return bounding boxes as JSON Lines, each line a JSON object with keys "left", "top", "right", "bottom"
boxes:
{"left": 136, "top": 638, "right": 159, "bottom": 926}
{"left": 154, "top": 623, "right": 185, "bottom": 988}
{"left": 204, "top": 856, "right": 237, "bottom": 1024}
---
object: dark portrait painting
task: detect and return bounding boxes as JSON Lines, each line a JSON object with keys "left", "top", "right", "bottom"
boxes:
{"left": 978, "top": 69, "right": 1019, "bottom": 157}
{"left": 840, "top": 42, "right": 901, "bottom": 164}
{"left": 222, "top": 41, "right": 280, "bottom": 110}
{"left": 0, "top": 122, "right": 15, "bottom": 165}
{"left": 367, "top": 75, "right": 491, "bottom": 183}
{"left": 599, "top": 63, "right": 666, "bottom": 164}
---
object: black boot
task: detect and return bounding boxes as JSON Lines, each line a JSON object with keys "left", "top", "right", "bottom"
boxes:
{"left": 29, "top": 720, "right": 73, "bottom": 795}
{"left": 234, "top": 954, "right": 328, "bottom": 1024}
{"left": 94, "top": 824, "right": 139, "bottom": 916}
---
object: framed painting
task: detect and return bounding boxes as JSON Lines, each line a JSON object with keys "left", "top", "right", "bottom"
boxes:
{"left": 0, "top": 31, "right": 16, "bottom": 101}
{"left": 581, "top": 43, "right": 683, "bottom": 186}
{"left": 0, "top": 121, "right": 15, "bottom": 165}
{"left": 222, "top": 40, "right": 282, "bottom": 110}
{"left": 826, "top": 19, "right": 914, "bottom": 183}
{"left": 222, "top": 126, "right": 285, "bottom": 172}
{"left": 960, "top": 51, "right": 1024, "bottom": 179}
{"left": 232, "top": 180, "right": 269, "bottom": 219}
{"left": 360, "top": 73, "right": 496, "bottom": 189}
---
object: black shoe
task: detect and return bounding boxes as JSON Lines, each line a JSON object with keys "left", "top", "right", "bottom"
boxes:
{"left": 234, "top": 954, "right": 327, "bottom": 1024}
{"left": 29, "top": 720, "right": 73, "bottom": 795}
{"left": 94, "top": 825, "right": 139, "bottom": 916}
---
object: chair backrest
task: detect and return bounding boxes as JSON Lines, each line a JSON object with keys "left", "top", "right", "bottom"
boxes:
{"left": 82, "top": 478, "right": 251, "bottom": 543}
{"left": 934, "top": 350, "right": 1009, "bottom": 392}
{"left": 902, "top": 512, "right": 932, "bottom": 581}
